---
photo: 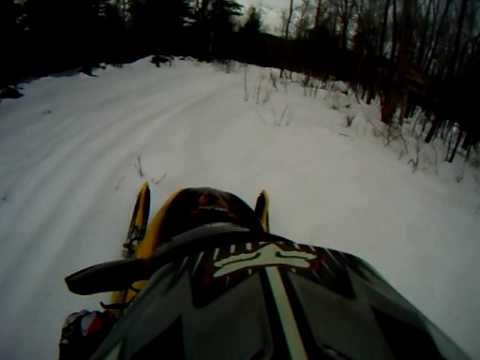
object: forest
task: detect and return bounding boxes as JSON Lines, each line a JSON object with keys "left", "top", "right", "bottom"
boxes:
{"left": 1, "top": 0, "right": 479, "bottom": 162}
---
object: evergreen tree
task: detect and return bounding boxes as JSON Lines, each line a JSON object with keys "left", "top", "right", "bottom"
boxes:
{"left": 240, "top": 6, "right": 262, "bottom": 36}
{"left": 129, "top": 0, "right": 192, "bottom": 53}
{"left": 239, "top": 6, "right": 262, "bottom": 63}
{"left": 0, "top": 0, "right": 22, "bottom": 86}
{"left": 23, "top": 0, "right": 112, "bottom": 72}
{"left": 195, "top": 0, "right": 242, "bottom": 58}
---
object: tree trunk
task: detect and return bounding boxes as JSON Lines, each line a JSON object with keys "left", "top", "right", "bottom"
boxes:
{"left": 448, "top": 130, "right": 463, "bottom": 163}
{"left": 340, "top": 0, "right": 349, "bottom": 50}
{"left": 285, "top": 0, "right": 294, "bottom": 40}
{"left": 461, "top": 131, "right": 471, "bottom": 150}
{"left": 425, "top": 0, "right": 452, "bottom": 75}
{"left": 425, "top": 114, "right": 439, "bottom": 143}
{"left": 421, "top": 113, "right": 430, "bottom": 134}
{"left": 457, "top": 39, "right": 471, "bottom": 76}
{"left": 366, "top": 81, "right": 375, "bottom": 104}
{"left": 390, "top": 0, "right": 398, "bottom": 62}
{"left": 314, "top": 0, "right": 322, "bottom": 28}
{"left": 465, "top": 141, "right": 472, "bottom": 162}
{"left": 332, "top": 7, "right": 338, "bottom": 37}
{"left": 280, "top": 0, "right": 294, "bottom": 78}
{"left": 448, "top": 0, "right": 469, "bottom": 81}
{"left": 379, "top": 0, "right": 391, "bottom": 57}
{"left": 441, "top": 121, "right": 449, "bottom": 141}
{"left": 382, "top": 0, "right": 412, "bottom": 125}
{"left": 422, "top": 0, "right": 440, "bottom": 67}
{"left": 416, "top": 0, "right": 433, "bottom": 67}
{"left": 397, "top": 0, "right": 413, "bottom": 122}
{"left": 398, "top": 0, "right": 413, "bottom": 62}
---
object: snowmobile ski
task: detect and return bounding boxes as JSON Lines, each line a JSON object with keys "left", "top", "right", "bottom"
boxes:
{"left": 110, "top": 182, "right": 150, "bottom": 313}
{"left": 122, "top": 182, "right": 151, "bottom": 258}
{"left": 254, "top": 190, "right": 270, "bottom": 232}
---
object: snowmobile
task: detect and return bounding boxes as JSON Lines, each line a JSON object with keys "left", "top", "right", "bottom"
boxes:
{"left": 63, "top": 183, "right": 468, "bottom": 359}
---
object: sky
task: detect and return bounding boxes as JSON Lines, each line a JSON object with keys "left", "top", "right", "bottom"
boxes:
{"left": 237, "top": 0, "right": 291, "bottom": 34}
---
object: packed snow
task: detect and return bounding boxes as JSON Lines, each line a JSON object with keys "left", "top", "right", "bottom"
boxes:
{"left": 0, "top": 58, "right": 479, "bottom": 358}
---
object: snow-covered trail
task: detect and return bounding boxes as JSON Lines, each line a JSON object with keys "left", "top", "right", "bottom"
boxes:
{"left": 0, "top": 59, "right": 479, "bottom": 358}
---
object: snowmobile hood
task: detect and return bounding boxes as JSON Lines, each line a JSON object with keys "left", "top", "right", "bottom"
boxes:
{"left": 85, "top": 229, "right": 468, "bottom": 360}
{"left": 65, "top": 185, "right": 467, "bottom": 359}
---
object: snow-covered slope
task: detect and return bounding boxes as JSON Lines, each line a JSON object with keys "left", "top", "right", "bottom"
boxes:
{"left": 0, "top": 59, "right": 479, "bottom": 358}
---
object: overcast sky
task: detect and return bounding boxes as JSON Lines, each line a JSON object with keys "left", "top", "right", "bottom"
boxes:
{"left": 237, "top": 0, "right": 292, "bottom": 34}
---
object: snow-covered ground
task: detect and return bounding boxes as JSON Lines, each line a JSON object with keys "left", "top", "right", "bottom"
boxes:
{"left": 0, "top": 58, "right": 479, "bottom": 359}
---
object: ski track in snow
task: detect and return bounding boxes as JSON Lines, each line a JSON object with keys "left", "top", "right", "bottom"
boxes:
{"left": 0, "top": 59, "right": 479, "bottom": 359}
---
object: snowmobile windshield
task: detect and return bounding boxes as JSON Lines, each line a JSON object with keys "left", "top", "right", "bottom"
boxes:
{"left": 88, "top": 230, "right": 468, "bottom": 360}
{"left": 158, "top": 188, "right": 264, "bottom": 240}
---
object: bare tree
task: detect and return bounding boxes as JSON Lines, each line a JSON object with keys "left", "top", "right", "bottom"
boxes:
{"left": 338, "top": 0, "right": 356, "bottom": 50}
{"left": 424, "top": 0, "right": 452, "bottom": 76}
{"left": 448, "top": 0, "right": 469, "bottom": 81}
{"left": 390, "top": 0, "right": 398, "bottom": 62}
{"left": 295, "top": 0, "right": 314, "bottom": 39}
{"left": 379, "top": 0, "right": 392, "bottom": 57}
{"left": 285, "top": 0, "right": 295, "bottom": 40}
{"left": 314, "top": 0, "right": 327, "bottom": 28}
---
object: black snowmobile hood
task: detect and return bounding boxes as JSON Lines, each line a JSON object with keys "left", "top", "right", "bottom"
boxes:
{"left": 67, "top": 227, "right": 468, "bottom": 360}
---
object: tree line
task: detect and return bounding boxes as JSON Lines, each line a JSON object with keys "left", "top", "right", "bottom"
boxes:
{"left": 0, "top": 0, "right": 246, "bottom": 84}
{"left": 1, "top": 0, "right": 479, "bottom": 162}
{"left": 274, "top": 0, "right": 479, "bottom": 162}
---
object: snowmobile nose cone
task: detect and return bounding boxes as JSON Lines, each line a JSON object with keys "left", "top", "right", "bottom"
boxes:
{"left": 197, "top": 191, "right": 230, "bottom": 211}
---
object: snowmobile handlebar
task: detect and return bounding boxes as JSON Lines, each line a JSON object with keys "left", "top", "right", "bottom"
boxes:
{"left": 66, "top": 223, "right": 254, "bottom": 295}
{"left": 66, "top": 259, "right": 150, "bottom": 295}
